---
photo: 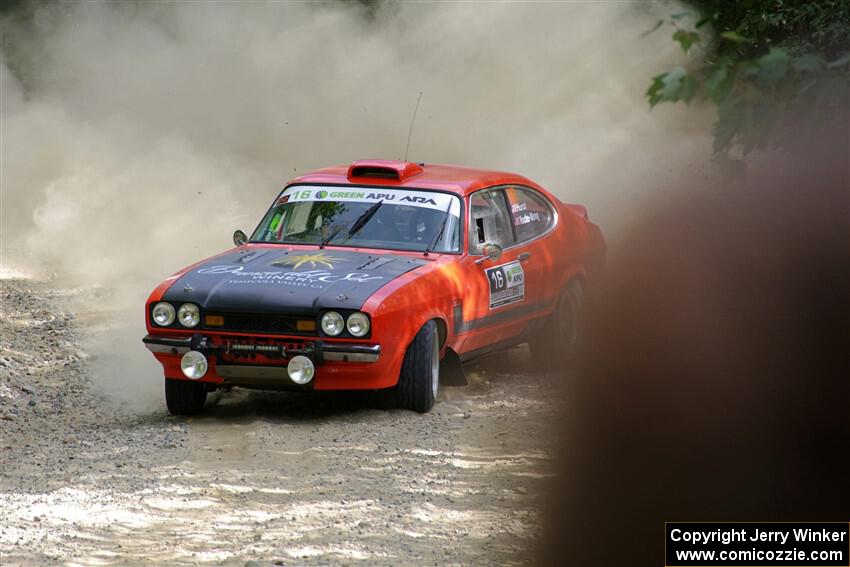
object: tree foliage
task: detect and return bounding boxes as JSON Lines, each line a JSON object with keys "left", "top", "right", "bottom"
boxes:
{"left": 646, "top": 0, "right": 849, "bottom": 156}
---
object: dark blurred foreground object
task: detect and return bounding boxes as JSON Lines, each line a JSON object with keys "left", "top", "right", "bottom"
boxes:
{"left": 545, "top": 121, "right": 849, "bottom": 564}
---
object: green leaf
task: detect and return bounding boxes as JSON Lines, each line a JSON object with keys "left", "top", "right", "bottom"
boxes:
{"left": 649, "top": 67, "right": 702, "bottom": 106}
{"left": 720, "top": 30, "right": 751, "bottom": 44}
{"left": 646, "top": 68, "right": 696, "bottom": 107}
{"left": 673, "top": 30, "right": 700, "bottom": 54}
{"left": 661, "top": 67, "right": 688, "bottom": 101}
{"left": 646, "top": 74, "right": 666, "bottom": 107}
{"left": 756, "top": 48, "right": 790, "bottom": 87}
{"left": 670, "top": 11, "right": 690, "bottom": 21}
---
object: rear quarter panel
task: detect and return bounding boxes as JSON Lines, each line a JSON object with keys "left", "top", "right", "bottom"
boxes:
{"left": 550, "top": 200, "right": 606, "bottom": 292}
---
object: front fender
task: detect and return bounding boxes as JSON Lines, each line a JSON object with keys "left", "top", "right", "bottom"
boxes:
{"left": 364, "top": 257, "right": 461, "bottom": 357}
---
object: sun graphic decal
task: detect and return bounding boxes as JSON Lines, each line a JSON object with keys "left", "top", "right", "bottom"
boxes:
{"left": 271, "top": 252, "right": 343, "bottom": 270}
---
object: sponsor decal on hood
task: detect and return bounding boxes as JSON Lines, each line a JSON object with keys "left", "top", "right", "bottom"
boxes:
{"left": 162, "top": 248, "right": 428, "bottom": 315}
{"left": 269, "top": 252, "right": 342, "bottom": 270}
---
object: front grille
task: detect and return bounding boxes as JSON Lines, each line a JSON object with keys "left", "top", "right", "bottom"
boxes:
{"left": 216, "top": 335, "right": 309, "bottom": 361}
{"left": 203, "top": 313, "right": 316, "bottom": 336}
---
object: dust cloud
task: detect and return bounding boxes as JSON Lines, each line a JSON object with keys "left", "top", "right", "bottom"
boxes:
{"left": 1, "top": 1, "right": 712, "bottom": 407}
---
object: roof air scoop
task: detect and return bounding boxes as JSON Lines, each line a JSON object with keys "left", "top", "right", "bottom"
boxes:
{"left": 347, "top": 160, "right": 424, "bottom": 182}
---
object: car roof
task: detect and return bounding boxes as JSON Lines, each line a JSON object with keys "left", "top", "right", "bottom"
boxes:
{"left": 287, "top": 159, "right": 542, "bottom": 197}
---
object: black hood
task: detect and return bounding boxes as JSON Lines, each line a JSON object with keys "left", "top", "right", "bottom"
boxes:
{"left": 162, "top": 247, "right": 429, "bottom": 315}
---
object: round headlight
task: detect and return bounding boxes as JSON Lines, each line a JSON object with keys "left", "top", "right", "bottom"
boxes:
{"left": 346, "top": 312, "right": 370, "bottom": 337}
{"left": 177, "top": 303, "right": 200, "bottom": 328}
{"left": 287, "top": 355, "right": 315, "bottom": 385}
{"left": 152, "top": 302, "right": 176, "bottom": 326}
{"left": 320, "top": 311, "right": 344, "bottom": 336}
{"left": 180, "top": 350, "right": 208, "bottom": 379}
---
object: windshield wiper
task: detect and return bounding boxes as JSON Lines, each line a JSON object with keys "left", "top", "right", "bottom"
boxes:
{"left": 319, "top": 225, "right": 344, "bottom": 249}
{"left": 424, "top": 199, "right": 454, "bottom": 256}
{"left": 319, "top": 200, "right": 383, "bottom": 248}
{"left": 346, "top": 200, "right": 383, "bottom": 239}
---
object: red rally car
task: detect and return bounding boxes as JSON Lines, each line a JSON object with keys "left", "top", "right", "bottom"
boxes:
{"left": 143, "top": 160, "right": 605, "bottom": 414}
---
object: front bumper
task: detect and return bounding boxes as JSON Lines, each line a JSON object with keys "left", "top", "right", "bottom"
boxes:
{"left": 142, "top": 334, "right": 381, "bottom": 363}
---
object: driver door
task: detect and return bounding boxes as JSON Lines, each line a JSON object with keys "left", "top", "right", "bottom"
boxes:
{"left": 457, "top": 187, "right": 529, "bottom": 354}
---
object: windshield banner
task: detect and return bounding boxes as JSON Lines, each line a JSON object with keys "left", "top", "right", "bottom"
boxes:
{"left": 278, "top": 185, "right": 461, "bottom": 217}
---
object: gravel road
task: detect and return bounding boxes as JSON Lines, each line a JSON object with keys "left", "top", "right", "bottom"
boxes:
{"left": 0, "top": 278, "right": 558, "bottom": 566}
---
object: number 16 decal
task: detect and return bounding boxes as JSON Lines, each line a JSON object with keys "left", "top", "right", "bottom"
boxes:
{"left": 485, "top": 260, "right": 525, "bottom": 309}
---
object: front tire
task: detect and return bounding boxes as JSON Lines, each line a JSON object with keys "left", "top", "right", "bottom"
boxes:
{"left": 390, "top": 320, "right": 440, "bottom": 413}
{"left": 165, "top": 378, "right": 207, "bottom": 416}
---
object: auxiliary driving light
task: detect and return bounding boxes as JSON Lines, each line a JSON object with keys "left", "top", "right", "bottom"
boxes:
{"left": 287, "top": 355, "right": 315, "bottom": 385}
{"left": 180, "top": 350, "right": 208, "bottom": 379}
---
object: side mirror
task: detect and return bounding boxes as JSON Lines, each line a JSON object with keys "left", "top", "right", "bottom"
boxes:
{"left": 475, "top": 243, "right": 503, "bottom": 264}
{"left": 233, "top": 229, "right": 248, "bottom": 246}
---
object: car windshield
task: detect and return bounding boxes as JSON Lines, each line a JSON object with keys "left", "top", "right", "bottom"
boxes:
{"left": 250, "top": 185, "right": 462, "bottom": 253}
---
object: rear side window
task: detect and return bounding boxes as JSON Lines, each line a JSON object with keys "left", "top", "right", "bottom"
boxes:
{"left": 505, "top": 186, "right": 555, "bottom": 242}
{"left": 469, "top": 189, "right": 515, "bottom": 254}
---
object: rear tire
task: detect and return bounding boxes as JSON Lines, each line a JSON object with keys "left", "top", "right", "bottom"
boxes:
{"left": 386, "top": 320, "right": 440, "bottom": 413}
{"left": 165, "top": 378, "right": 207, "bottom": 416}
{"left": 530, "top": 280, "right": 584, "bottom": 372}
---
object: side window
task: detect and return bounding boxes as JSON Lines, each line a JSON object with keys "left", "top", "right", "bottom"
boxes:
{"left": 469, "top": 189, "right": 515, "bottom": 254}
{"left": 505, "top": 186, "right": 555, "bottom": 242}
